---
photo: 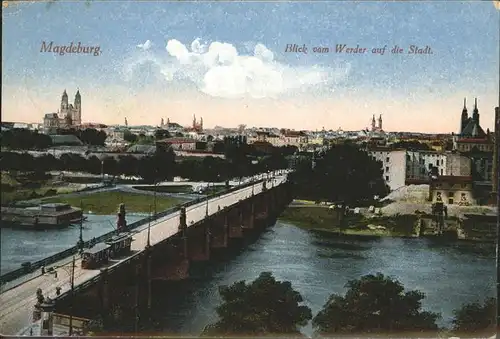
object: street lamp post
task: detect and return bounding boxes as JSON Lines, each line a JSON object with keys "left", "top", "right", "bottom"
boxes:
{"left": 77, "top": 201, "right": 85, "bottom": 254}
{"left": 100, "top": 160, "right": 104, "bottom": 183}
{"left": 154, "top": 171, "right": 158, "bottom": 217}
{"left": 57, "top": 257, "right": 76, "bottom": 336}
{"left": 205, "top": 186, "right": 209, "bottom": 216}
{"left": 147, "top": 206, "right": 152, "bottom": 249}
{"left": 69, "top": 256, "right": 75, "bottom": 336}
{"left": 145, "top": 205, "right": 152, "bottom": 315}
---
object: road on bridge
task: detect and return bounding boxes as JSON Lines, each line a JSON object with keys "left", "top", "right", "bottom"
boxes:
{"left": 0, "top": 175, "right": 287, "bottom": 336}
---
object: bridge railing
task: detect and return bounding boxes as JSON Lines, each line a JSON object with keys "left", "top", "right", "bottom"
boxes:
{"left": 0, "top": 176, "right": 282, "bottom": 286}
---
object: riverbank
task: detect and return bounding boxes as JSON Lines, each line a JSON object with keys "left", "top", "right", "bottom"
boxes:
{"left": 280, "top": 204, "right": 497, "bottom": 242}
{"left": 280, "top": 206, "right": 419, "bottom": 237}
{"left": 1, "top": 172, "right": 92, "bottom": 205}
{"left": 42, "top": 191, "right": 185, "bottom": 215}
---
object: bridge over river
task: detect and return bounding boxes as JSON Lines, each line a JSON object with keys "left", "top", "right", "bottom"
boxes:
{"left": 0, "top": 173, "right": 292, "bottom": 336}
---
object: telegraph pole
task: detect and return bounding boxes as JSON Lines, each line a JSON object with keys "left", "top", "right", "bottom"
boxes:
{"left": 147, "top": 206, "right": 152, "bottom": 248}
{"left": 78, "top": 201, "right": 84, "bottom": 254}
{"left": 154, "top": 177, "right": 157, "bottom": 217}
{"left": 205, "top": 186, "right": 209, "bottom": 216}
{"left": 146, "top": 206, "right": 152, "bottom": 313}
{"left": 69, "top": 256, "right": 75, "bottom": 336}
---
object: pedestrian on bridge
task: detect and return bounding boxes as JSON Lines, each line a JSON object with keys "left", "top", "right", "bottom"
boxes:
{"left": 41, "top": 266, "right": 45, "bottom": 275}
{"left": 54, "top": 270, "right": 58, "bottom": 279}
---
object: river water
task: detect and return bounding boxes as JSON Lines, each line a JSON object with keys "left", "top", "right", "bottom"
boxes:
{"left": 1, "top": 216, "right": 495, "bottom": 335}
{"left": 157, "top": 220, "right": 495, "bottom": 336}
{"left": 0, "top": 214, "right": 145, "bottom": 274}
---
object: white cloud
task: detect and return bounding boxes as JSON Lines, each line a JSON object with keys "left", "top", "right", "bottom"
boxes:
{"left": 137, "top": 40, "right": 152, "bottom": 51}
{"left": 124, "top": 39, "right": 351, "bottom": 99}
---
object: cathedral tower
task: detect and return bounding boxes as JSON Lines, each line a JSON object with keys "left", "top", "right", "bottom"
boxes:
{"left": 472, "top": 98, "right": 479, "bottom": 126}
{"left": 378, "top": 114, "right": 383, "bottom": 130}
{"left": 460, "top": 98, "right": 468, "bottom": 134}
{"left": 61, "top": 90, "right": 69, "bottom": 111}
{"left": 371, "top": 114, "right": 376, "bottom": 131}
{"left": 73, "top": 90, "right": 82, "bottom": 125}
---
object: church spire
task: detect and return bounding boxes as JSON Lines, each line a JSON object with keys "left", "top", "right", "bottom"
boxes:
{"left": 61, "top": 89, "right": 69, "bottom": 110}
{"left": 472, "top": 97, "right": 479, "bottom": 125}
{"left": 460, "top": 98, "right": 469, "bottom": 135}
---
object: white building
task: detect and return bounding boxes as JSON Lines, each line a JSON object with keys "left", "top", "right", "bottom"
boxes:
{"left": 368, "top": 148, "right": 473, "bottom": 191}
{"left": 368, "top": 149, "right": 407, "bottom": 191}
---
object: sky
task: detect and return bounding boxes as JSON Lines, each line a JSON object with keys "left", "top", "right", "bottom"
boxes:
{"left": 2, "top": 1, "right": 499, "bottom": 133}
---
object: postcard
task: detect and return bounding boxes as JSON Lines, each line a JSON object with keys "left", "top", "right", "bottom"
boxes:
{"left": 1, "top": 1, "right": 499, "bottom": 338}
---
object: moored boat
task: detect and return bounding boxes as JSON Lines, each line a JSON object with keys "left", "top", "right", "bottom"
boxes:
{"left": 1, "top": 203, "right": 84, "bottom": 229}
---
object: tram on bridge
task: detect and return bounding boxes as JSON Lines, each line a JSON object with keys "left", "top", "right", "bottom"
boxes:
{"left": 81, "top": 243, "right": 111, "bottom": 269}
{"left": 81, "top": 232, "right": 133, "bottom": 269}
{"left": 105, "top": 232, "right": 133, "bottom": 256}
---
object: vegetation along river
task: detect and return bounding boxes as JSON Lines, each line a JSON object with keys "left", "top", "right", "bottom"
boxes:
{"left": 158, "top": 220, "right": 495, "bottom": 336}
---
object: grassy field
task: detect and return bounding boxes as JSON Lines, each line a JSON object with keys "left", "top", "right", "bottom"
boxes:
{"left": 42, "top": 191, "right": 185, "bottom": 215}
{"left": 280, "top": 206, "right": 419, "bottom": 237}
{"left": 1, "top": 172, "right": 81, "bottom": 205}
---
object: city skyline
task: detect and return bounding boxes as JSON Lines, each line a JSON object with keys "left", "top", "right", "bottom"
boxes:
{"left": 2, "top": 1, "right": 499, "bottom": 133}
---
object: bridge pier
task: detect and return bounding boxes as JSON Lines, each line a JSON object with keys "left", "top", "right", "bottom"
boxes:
{"left": 228, "top": 210, "right": 243, "bottom": 238}
{"left": 152, "top": 237, "right": 189, "bottom": 281}
{"left": 255, "top": 192, "right": 269, "bottom": 221}
{"left": 151, "top": 208, "right": 190, "bottom": 281}
{"left": 187, "top": 222, "right": 211, "bottom": 261}
{"left": 241, "top": 201, "right": 255, "bottom": 230}
{"left": 210, "top": 214, "right": 228, "bottom": 249}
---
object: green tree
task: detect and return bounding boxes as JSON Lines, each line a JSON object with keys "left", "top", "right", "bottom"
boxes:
{"left": 203, "top": 272, "right": 312, "bottom": 336}
{"left": 85, "top": 155, "right": 103, "bottom": 175}
{"left": 78, "top": 128, "right": 107, "bottom": 146}
{"left": 0, "top": 129, "right": 52, "bottom": 150}
{"left": 117, "top": 155, "right": 139, "bottom": 177}
{"left": 289, "top": 144, "right": 388, "bottom": 203}
{"left": 123, "top": 131, "right": 138, "bottom": 143}
{"left": 451, "top": 297, "right": 496, "bottom": 336}
{"left": 102, "top": 156, "right": 118, "bottom": 176}
{"left": 313, "top": 273, "right": 440, "bottom": 336}
{"left": 390, "top": 141, "right": 430, "bottom": 151}
{"left": 34, "top": 154, "right": 58, "bottom": 173}
{"left": 154, "top": 129, "right": 171, "bottom": 140}
{"left": 137, "top": 147, "right": 175, "bottom": 183}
